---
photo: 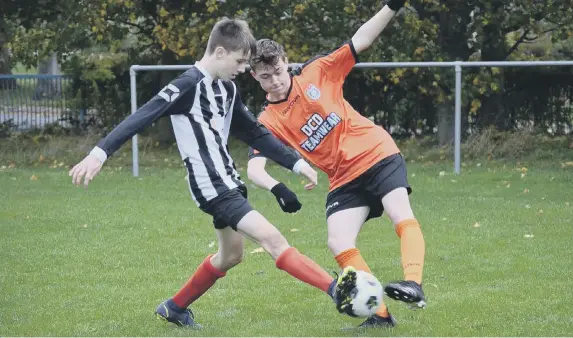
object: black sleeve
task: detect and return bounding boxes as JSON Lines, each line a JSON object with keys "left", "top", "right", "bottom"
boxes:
{"left": 248, "top": 145, "right": 302, "bottom": 163}
{"left": 96, "top": 74, "right": 196, "bottom": 158}
{"left": 230, "top": 90, "right": 300, "bottom": 171}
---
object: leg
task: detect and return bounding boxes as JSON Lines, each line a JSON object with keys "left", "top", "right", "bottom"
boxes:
{"left": 381, "top": 187, "right": 425, "bottom": 286}
{"left": 235, "top": 210, "right": 334, "bottom": 293}
{"left": 353, "top": 154, "right": 426, "bottom": 309}
{"left": 327, "top": 207, "right": 369, "bottom": 256}
{"left": 211, "top": 226, "right": 245, "bottom": 272}
{"left": 327, "top": 206, "right": 393, "bottom": 324}
{"left": 369, "top": 155, "right": 425, "bottom": 308}
{"left": 156, "top": 228, "right": 244, "bottom": 328}
{"left": 156, "top": 189, "right": 248, "bottom": 327}
{"left": 235, "top": 210, "right": 289, "bottom": 260}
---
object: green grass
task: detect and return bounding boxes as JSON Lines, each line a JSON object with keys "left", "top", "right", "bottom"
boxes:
{"left": 1, "top": 152, "right": 573, "bottom": 336}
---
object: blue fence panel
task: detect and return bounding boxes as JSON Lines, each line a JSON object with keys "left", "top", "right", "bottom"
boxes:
{"left": 0, "top": 74, "right": 72, "bottom": 131}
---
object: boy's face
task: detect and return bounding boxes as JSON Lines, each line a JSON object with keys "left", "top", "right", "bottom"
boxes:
{"left": 250, "top": 58, "right": 290, "bottom": 97}
{"left": 214, "top": 47, "right": 250, "bottom": 81}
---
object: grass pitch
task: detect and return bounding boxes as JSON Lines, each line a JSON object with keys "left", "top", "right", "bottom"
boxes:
{"left": 1, "top": 154, "right": 572, "bottom": 336}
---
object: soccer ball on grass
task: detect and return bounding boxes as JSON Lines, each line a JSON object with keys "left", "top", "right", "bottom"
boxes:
{"left": 337, "top": 268, "right": 384, "bottom": 318}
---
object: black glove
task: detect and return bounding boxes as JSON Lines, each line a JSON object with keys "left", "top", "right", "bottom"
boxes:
{"left": 271, "top": 183, "right": 302, "bottom": 213}
{"left": 387, "top": 0, "right": 405, "bottom": 11}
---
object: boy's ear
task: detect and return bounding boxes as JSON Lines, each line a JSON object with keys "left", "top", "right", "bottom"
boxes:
{"left": 214, "top": 46, "right": 227, "bottom": 59}
{"left": 250, "top": 70, "right": 256, "bottom": 78}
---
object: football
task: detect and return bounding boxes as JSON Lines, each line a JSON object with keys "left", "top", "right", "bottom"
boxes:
{"left": 345, "top": 270, "right": 384, "bottom": 317}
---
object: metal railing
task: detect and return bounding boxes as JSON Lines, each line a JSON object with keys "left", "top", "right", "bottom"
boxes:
{"left": 0, "top": 74, "right": 71, "bottom": 131}
{"left": 128, "top": 61, "right": 573, "bottom": 176}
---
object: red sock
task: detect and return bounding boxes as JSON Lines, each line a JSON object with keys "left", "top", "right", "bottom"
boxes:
{"left": 172, "top": 255, "right": 226, "bottom": 308}
{"left": 275, "top": 247, "right": 333, "bottom": 293}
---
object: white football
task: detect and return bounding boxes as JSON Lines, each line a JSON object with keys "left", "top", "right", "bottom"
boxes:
{"left": 347, "top": 270, "right": 383, "bottom": 317}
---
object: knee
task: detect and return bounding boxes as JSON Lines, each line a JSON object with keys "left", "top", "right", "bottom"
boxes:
{"left": 387, "top": 207, "right": 415, "bottom": 227}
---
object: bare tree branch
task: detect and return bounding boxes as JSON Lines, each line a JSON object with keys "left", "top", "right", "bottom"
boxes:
{"left": 505, "top": 28, "right": 530, "bottom": 58}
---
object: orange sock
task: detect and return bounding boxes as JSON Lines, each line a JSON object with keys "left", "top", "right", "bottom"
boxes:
{"left": 335, "top": 248, "right": 390, "bottom": 318}
{"left": 172, "top": 254, "right": 226, "bottom": 308}
{"left": 275, "top": 247, "right": 333, "bottom": 293}
{"left": 395, "top": 219, "right": 425, "bottom": 284}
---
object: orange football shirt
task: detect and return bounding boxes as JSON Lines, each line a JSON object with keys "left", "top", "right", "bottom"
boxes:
{"left": 258, "top": 41, "right": 400, "bottom": 191}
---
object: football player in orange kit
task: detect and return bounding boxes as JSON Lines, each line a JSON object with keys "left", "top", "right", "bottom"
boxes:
{"left": 246, "top": 0, "right": 426, "bottom": 328}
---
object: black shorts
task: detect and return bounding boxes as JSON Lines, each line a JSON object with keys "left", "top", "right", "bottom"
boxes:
{"left": 199, "top": 185, "right": 253, "bottom": 231}
{"left": 325, "top": 153, "right": 412, "bottom": 221}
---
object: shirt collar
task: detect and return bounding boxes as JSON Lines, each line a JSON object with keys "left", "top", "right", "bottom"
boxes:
{"left": 194, "top": 61, "right": 215, "bottom": 83}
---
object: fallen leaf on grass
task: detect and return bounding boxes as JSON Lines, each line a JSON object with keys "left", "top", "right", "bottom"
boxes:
{"left": 439, "top": 171, "right": 446, "bottom": 176}
{"left": 525, "top": 204, "right": 531, "bottom": 209}
{"left": 250, "top": 247, "right": 265, "bottom": 254}
{"left": 208, "top": 241, "right": 215, "bottom": 248}
{"left": 473, "top": 222, "right": 481, "bottom": 228}
{"left": 561, "top": 161, "right": 573, "bottom": 168}
{"left": 523, "top": 189, "right": 529, "bottom": 194}
{"left": 290, "top": 229, "right": 299, "bottom": 232}
{"left": 30, "top": 175, "right": 38, "bottom": 181}
{"left": 524, "top": 234, "right": 534, "bottom": 238}
{"left": 537, "top": 209, "right": 544, "bottom": 215}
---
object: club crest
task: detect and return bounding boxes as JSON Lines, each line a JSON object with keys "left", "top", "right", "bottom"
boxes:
{"left": 305, "top": 84, "right": 321, "bottom": 100}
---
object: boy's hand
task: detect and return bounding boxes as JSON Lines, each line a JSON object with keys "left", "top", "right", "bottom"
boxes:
{"left": 299, "top": 163, "right": 318, "bottom": 190}
{"left": 271, "top": 183, "right": 302, "bottom": 213}
{"left": 387, "top": 0, "right": 406, "bottom": 11}
{"left": 69, "top": 154, "right": 103, "bottom": 188}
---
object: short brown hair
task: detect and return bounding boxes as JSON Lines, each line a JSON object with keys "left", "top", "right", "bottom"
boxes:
{"left": 206, "top": 18, "right": 256, "bottom": 57}
{"left": 250, "top": 39, "right": 287, "bottom": 70}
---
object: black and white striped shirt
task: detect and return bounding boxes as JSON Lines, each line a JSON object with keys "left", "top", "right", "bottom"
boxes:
{"left": 90, "top": 62, "right": 304, "bottom": 206}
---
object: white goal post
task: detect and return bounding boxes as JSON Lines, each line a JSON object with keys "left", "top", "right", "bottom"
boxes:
{"left": 128, "top": 60, "right": 573, "bottom": 177}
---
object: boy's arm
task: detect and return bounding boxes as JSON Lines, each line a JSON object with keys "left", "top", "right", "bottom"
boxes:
{"left": 351, "top": 0, "right": 405, "bottom": 54}
{"left": 309, "top": 0, "right": 405, "bottom": 82}
{"left": 246, "top": 149, "right": 279, "bottom": 190}
{"left": 247, "top": 149, "right": 304, "bottom": 213}
{"left": 229, "top": 90, "right": 309, "bottom": 175}
{"left": 70, "top": 75, "right": 196, "bottom": 187}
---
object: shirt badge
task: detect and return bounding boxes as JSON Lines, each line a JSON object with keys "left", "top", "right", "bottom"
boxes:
{"left": 305, "top": 84, "right": 321, "bottom": 101}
